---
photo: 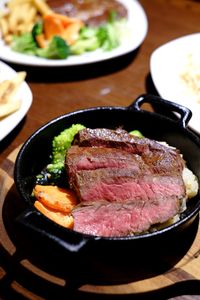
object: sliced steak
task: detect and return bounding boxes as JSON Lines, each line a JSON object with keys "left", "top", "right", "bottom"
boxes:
{"left": 66, "top": 146, "right": 150, "bottom": 186}
{"left": 47, "top": 0, "right": 127, "bottom": 26}
{"left": 65, "top": 127, "right": 186, "bottom": 237}
{"left": 72, "top": 198, "right": 180, "bottom": 237}
{"left": 66, "top": 128, "right": 186, "bottom": 203}
{"left": 70, "top": 168, "right": 185, "bottom": 203}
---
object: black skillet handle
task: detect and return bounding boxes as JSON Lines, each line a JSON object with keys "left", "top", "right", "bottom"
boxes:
{"left": 129, "top": 94, "right": 192, "bottom": 128}
{"left": 16, "top": 208, "right": 93, "bottom": 253}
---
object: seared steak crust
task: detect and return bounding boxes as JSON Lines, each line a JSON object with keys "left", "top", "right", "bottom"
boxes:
{"left": 73, "top": 128, "right": 184, "bottom": 173}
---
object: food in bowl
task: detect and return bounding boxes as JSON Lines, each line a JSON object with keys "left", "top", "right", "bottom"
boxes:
{"left": 33, "top": 125, "right": 199, "bottom": 237}
{"left": 0, "top": 0, "right": 129, "bottom": 59}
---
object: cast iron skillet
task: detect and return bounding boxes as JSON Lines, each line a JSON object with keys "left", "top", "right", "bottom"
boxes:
{"left": 14, "top": 94, "right": 200, "bottom": 287}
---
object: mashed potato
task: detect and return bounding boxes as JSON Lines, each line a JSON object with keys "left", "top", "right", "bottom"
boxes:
{"left": 183, "top": 166, "right": 199, "bottom": 199}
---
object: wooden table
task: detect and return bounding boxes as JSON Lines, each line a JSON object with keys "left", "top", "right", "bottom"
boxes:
{"left": 1, "top": 0, "right": 200, "bottom": 299}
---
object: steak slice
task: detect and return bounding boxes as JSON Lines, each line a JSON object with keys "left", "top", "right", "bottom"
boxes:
{"left": 66, "top": 146, "right": 150, "bottom": 186}
{"left": 47, "top": 0, "right": 128, "bottom": 26}
{"left": 70, "top": 168, "right": 185, "bottom": 203}
{"left": 72, "top": 198, "right": 180, "bottom": 237}
{"left": 66, "top": 133, "right": 186, "bottom": 203}
{"left": 65, "top": 127, "right": 186, "bottom": 237}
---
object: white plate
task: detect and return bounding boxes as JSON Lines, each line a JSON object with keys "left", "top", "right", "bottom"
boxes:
{"left": 0, "top": 0, "right": 148, "bottom": 67}
{"left": 0, "top": 60, "right": 32, "bottom": 141}
{"left": 150, "top": 33, "right": 200, "bottom": 134}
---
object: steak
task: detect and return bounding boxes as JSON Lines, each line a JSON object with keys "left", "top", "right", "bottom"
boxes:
{"left": 65, "top": 127, "right": 186, "bottom": 236}
{"left": 47, "top": 0, "right": 127, "bottom": 26}
{"left": 72, "top": 198, "right": 180, "bottom": 237}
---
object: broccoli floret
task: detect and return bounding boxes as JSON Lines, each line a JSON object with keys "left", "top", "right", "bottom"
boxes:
{"left": 129, "top": 130, "right": 144, "bottom": 138}
{"left": 46, "top": 124, "right": 85, "bottom": 178}
{"left": 70, "top": 21, "right": 120, "bottom": 54}
{"left": 96, "top": 26, "right": 108, "bottom": 46}
{"left": 97, "top": 12, "right": 127, "bottom": 51}
{"left": 97, "top": 23, "right": 119, "bottom": 51}
{"left": 36, "top": 36, "right": 70, "bottom": 59}
{"left": 108, "top": 10, "right": 118, "bottom": 23}
{"left": 11, "top": 32, "right": 37, "bottom": 55}
{"left": 79, "top": 26, "right": 97, "bottom": 39}
{"left": 70, "top": 36, "right": 100, "bottom": 55}
{"left": 32, "top": 22, "right": 43, "bottom": 40}
{"left": 70, "top": 26, "right": 100, "bottom": 55}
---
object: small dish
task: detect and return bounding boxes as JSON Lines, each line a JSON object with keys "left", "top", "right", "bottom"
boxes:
{"left": 0, "top": 60, "right": 33, "bottom": 141}
{"left": 150, "top": 33, "right": 200, "bottom": 134}
{"left": 0, "top": 0, "right": 148, "bottom": 67}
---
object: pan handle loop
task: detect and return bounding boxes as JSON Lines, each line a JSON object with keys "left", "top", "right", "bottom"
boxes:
{"left": 128, "top": 94, "right": 192, "bottom": 128}
{"left": 16, "top": 208, "right": 95, "bottom": 254}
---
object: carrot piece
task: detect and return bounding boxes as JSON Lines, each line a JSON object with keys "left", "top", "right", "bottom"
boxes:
{"left": 45, "top": 13, "right": 81, "bottom": 27}
{"left": 62, "top": 21, "right": 84, "bottom": 45}
{"left": 43, "top": 13, "right": 84, "bottom": 43}
{"left": 35, "top": 33, "right": 47, "bottom": 48}
{"left": 43, "top": 14, "right": 64, "bottom": 40}
{"left": 33, "top": 185, "right": 78, "bottom": 213}
{"left": 34, "top": 200, "right": 74, "bottom": 229}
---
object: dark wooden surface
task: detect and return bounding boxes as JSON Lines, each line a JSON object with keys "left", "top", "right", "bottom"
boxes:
{"left": 1, "top": 0, "right": 200, "bottom": 299}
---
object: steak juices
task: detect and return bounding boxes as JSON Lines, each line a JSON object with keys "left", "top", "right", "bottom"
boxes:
{"left": 65, "top": 127, "right": 192, "bottom": 237}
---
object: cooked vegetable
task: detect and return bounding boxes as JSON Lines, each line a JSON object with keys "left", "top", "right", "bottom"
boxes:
{"left": 32, "top": 22, "right": 43, "bottom": 40}
{"left": 45, "top": 123, "right": 85, "bottom": 180}
{"left": 11, "top": 32, "right": 37, "bottom": 55}
{"left": 43, "top": 13, "right": 84, "bottom": 45}
{"left": 70, "top": 18, "right": 124, "bottom": 55}
{"left": 98, "top": 23, "right": 119, "bottom": 51}
{"left": 33, "top": 184, "right": 78, "bottom": 213}
{"left": 129, "top": 130, "right": 144, "bottom": 138}
{"left": 70, "top": 34, "right": 100, "bottom": 55}
{"left": 34, "top": 200, "right": 74, "bottom": 228}
{"left": 36, "top": 35, "right": 70, "bottom": 59}
{"left": 32, "top": 22, "right": 47, "bottom": 48}
{"left": 43, "top": 14, "right": 66, "bottom": 40}
{"left": 70, "top": 26, "right": 99, "bottom": 54}
{"left": 33, "top": 184, "right": 78, "bottom": 228}
{"left": 11, "top": 32, "right": 69, "bottom": 59}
